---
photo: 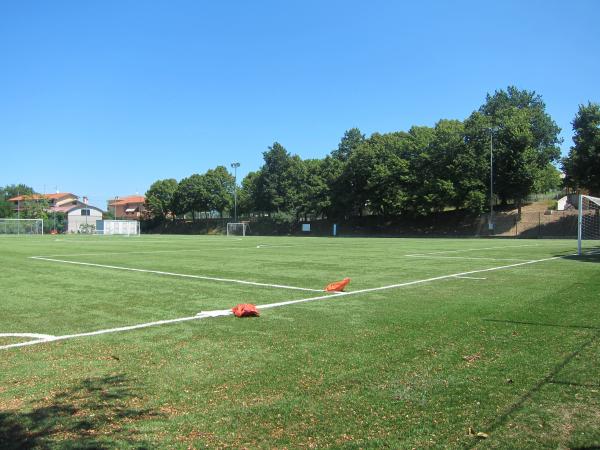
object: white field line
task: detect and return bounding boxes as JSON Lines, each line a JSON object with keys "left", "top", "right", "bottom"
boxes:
{"left": 405, "top": 254, "right": 531, "bottom": 262}
{"left": 412, "top": 244, "right": 543, "bottom": 255}
{"left": 454, "top": 276, "right": 487, "bottom": 280}
{"left": 1, "top": 255, "right": 562, "bottom": 351}
{"left": 256, "top": 244, "right": 296, "bottom": 249}
{"left": 0, "top": 333, "right": 56, "bottom": 340}
{"left": 36, "top": 248, "right": 256, "bottom": 258}
{"left": 29, "top": 256, "right": 325, "bottom": 293}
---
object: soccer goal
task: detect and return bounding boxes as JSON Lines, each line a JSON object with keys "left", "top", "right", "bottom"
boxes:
{"left": 227, "top": 222, "right": 249, "bottom": 237}
{"left": 95, "top": 220, "right": 140, "bottom": 236}
{"left": 0, "top": 218, "right": 44, "bottom": 235}
{"left": 578, "top": 194, "right": 600, "bottom": 255}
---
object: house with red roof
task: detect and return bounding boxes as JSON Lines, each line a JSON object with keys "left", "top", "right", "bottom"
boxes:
{"left": 107, "top": 195, "right": 146, "bottom": 220}
{"left": 9, "top": 192, "right": 80, "bottom": 213}
{"left": 8, "top": 193, "right": 105, "bottom": 233}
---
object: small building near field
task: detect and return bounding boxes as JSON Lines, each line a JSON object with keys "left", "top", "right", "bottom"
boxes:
{"left": 107, "top": 195, "right": 145, "bottom": 220}
{"left": 65, "top": 204, "right": 104, "bottom": 233}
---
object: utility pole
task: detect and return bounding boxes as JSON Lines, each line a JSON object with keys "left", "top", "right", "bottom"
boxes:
{"left": 230, "top": 162, "right": 240, "bottom": 222}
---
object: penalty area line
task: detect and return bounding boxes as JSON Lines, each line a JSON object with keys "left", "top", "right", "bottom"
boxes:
{"left": 2, "top": 254, "right": 562, "bottom": 351}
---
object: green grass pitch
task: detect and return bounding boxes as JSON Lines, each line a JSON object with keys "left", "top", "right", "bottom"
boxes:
{"left": 0, "top": 235, "right": 599, "bottom": 448}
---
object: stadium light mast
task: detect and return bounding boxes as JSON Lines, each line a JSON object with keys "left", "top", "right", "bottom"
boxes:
{"left": 231, "top": 162, "right": 240, "bottom": 222}
{"left": 488, "top": 127, "right": 500, "bottom": 231}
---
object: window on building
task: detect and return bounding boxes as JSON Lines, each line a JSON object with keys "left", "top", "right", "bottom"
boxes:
{"left": 81, "top": 209, "right": 90, "bottom": 216}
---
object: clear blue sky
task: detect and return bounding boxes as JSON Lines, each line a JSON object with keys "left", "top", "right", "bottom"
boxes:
{"left": 1, "top": 0, "right": 598, "bottom": 208}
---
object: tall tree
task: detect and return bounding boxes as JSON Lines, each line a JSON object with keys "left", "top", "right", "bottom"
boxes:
{"left": 563, "top": 102, "right": 600, "bottom": 193}
{"left": 145, "top": 179, "right": 178, "bottom": 221}
{"left": 238, "top": 171, "right": 261, "bottom": 215}
{"left": 331, "top": 128, "right": 365, "bottom": 161}
{"left": 172, "top": 174, "right": 207, "bottom": 218}
{"left": 474, "top": 86, "right": 562, "bottom": 214}
{"left": 203, "top": 166, "right": 234, "bottom": 217}
{"left": 20, "top": 196, "right": 49, "bottom": 220}
{"left": 341, "top": 132, "right": 411, "bottom": 217}
{"left": 255, "top": 142, "right": 304, "bottom": 216}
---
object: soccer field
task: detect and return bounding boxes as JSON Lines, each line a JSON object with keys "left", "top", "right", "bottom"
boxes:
{"left": 1, "top": 235, "right": 599, "bottom": 448}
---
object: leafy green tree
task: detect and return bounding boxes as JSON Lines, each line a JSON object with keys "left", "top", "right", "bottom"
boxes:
{"left": 331, "top": 128, "right": 365, "bottom": 161}
{"left": 297, "top": 158, "right": 331, "bottom": 220}
{"left": 145, "top": 179, "right": 178, "bottom": 221}
{"left": 473, "top": 86, "right": 562, "bottom": 214}
{"left": 0, "top": 184, "right": 36, "bottom": 218}
{"left": 533, "top": 163, "right": 562, "bottom": 194}
{"left": 172, "top": 174, "right": 207, "bottom": 218}
{"left": 21, "top": 196, "right": 49, "bottom": 220}
{"left": 2, "top": 184, "right": 35, "bottom": 200}
{"left": 255, "top": 142, "right": 305, "bottom": 217}
{"left": 432, "top": 119, "right": 487, "bottom": 213}
{"left": 238, "top": 171, "right": 261, "bottom": 215}
{"left": 203, "top": 166, "right": 234, "bottom": 217}
{"left": 341, "top": 132, "right": 411, "bottom": 217}
{"left": 563, "top": 102, "right": 600, "bottom": 193}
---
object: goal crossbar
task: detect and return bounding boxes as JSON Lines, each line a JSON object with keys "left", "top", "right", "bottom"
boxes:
{"left": 227, "top": 222, "right": 249, "bottom": 237}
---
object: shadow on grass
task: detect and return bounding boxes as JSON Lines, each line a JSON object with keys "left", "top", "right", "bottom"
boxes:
{"left": 0, "top": 374, "right": 159, "bottom": 449}
{"left": 560, "top": 248, "right": 600, "bottom": 264}
{"left": 483, "top": 318, "right": 600, "bottom": 331}
{"left": 463, "top": 331, "right": 600, "bottom": 449}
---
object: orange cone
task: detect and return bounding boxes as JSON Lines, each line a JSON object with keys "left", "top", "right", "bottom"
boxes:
{"left": 325, "top": 277, "right": 351, "bottom": 292}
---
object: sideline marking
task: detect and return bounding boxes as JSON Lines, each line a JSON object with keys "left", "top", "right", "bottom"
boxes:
{"left": 256, "top": 244, "right": 296, "bottom": 249}
{"left": 454, "top": 276, "right": 487, "bottom": 280}
{"left": 36, "top": 247, "right": 253, "bottom": 258}
{"left": 0, "top": 333, "right": 56, "bottom": 340}
{"left": 2, "top": 255, "right": 562, "bottom": 351}
{"left": 29, "top": 256, "right": 326, "bottom": 293}
{"left": 405, "top": 254, "right": 531, "bottom": 262}
{"left": 411, "top": 244, "right": 542, "bottom": 255}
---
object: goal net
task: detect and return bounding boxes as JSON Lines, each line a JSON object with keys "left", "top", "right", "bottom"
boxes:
{"left": 95, "top": 220, "right": 140, "bottom": 236}
{"left": 227, "top": 222, "right": 249, "bottom": 237}
{"left": 0, "top": 218, "right": 44, "bottom": 235}
{"left": 578, "top": 195, "right": 600, "bottom": 255}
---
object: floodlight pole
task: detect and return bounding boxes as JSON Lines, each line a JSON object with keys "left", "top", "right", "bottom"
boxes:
{"left": 231, "top": 162, "right": 240, "bottom": 222}
{"left": 488, "top": 127, "right": 499, "bottom": 232}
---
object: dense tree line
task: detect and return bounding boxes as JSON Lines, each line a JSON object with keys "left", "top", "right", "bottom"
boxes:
{"left": 145, "top": 87, "right": 597, "bottom": 222}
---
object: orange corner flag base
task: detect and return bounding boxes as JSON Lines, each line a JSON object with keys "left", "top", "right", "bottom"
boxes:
{"left": 232, "top": 303, "right": 260, "bottom": 317}
{"left": 324, "top": 277, "right": 351, "bottom": 292}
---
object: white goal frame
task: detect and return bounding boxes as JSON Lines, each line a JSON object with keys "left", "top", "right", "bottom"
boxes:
{"left": 578, "top": 194, "right": 600, "bottom": 255}
{"left": 0, "top": 218, "right": 44, "bottom": 235}
{"left": 95, "top": 220, "right": 141, "bottom": 236}
{"left": 226, "top": 222, "right": 249, "bottom": 237}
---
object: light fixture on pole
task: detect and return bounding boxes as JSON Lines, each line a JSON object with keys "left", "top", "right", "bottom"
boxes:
{"left": 230, "top": 162, "right": 240, "bottom": 222}
{"left": 488, "top": 127, "right": 500, "bottom": 231}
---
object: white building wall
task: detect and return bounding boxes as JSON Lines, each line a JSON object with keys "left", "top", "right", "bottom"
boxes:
{"left": 67, "top": 208, "right": 103, "bottom": 233}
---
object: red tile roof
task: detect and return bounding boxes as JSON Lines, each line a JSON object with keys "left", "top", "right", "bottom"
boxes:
{"left": 109, "top": 195, "right": 145, "bottom": 206}
{"left": 8, "top": 192, "right": 77, "bottom": 202}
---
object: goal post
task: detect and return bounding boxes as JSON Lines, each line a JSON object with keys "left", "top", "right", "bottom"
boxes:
{"left": 578, "top": 194, "right": 600, "bottom": 255}
{"left": 0, "top": 218, "right": 44, "bottom": 235}
{"left": 227, "top": 222, "right": 249, "bottom": 237}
